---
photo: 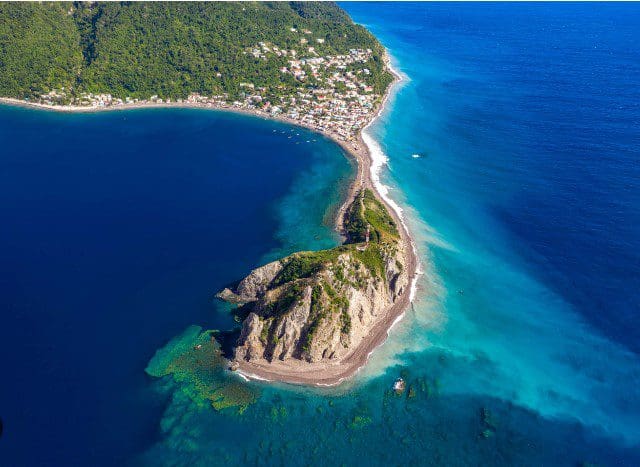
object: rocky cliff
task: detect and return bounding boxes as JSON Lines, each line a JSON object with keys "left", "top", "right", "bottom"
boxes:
{"left": 217, "top": 189, "right": 408, "bottom": 365}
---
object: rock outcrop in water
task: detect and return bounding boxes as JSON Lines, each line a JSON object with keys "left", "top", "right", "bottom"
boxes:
{"left": 217, "top": 189, "right": 408, "bottom": 365}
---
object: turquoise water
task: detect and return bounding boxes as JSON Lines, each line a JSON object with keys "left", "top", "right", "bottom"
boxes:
{"left": 3, "top": 3, "right": 640, "bottom": 465}
{"left": 347, "top": 0, "right": 640, "bottom": 461}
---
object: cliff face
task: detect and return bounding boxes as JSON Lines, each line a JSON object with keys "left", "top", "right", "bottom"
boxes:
{"left": 217, "top": 189, "right": 408, "bottom": 365}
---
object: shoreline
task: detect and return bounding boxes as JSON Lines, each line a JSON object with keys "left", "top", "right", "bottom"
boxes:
{"left": 234, "top": 54, "right": 420, "bottom": 386}
{"left": 0, "top": 53, "right": 420, "bottom": 387}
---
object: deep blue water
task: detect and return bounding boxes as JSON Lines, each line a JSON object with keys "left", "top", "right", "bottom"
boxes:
{"left": 2, "top": 2, "right": 640, "bottom": 466}
{"left": 0, "top": 107, "right": 350, "bottom": 465}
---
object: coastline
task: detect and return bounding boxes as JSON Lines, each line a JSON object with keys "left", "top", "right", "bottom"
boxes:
{"left": 0, "top": 53, "right": 420, "bottom": 387}
{"left": 235, "top": 55, "right": 420, "bottom": 386}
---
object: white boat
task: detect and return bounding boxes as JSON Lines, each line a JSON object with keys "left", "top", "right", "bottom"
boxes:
{"left": 393, "top": 377, "right": 406, "bottom": 394}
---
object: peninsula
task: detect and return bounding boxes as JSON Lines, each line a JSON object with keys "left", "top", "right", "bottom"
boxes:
{"left": 0, "top": 1, "right": 418, "bottom": 386}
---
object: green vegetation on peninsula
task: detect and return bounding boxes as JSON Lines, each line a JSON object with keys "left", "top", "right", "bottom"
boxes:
{"left": 144, "top": 188, "right": 407, "bottom": 410}
{"left": 218, "top": 189, "right": 407, "bottom": 366}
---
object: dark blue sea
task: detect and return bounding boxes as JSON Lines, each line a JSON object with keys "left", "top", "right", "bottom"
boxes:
{"left": 0, "top": 108, "right": 351, "bottom": 464}
{"left": 2, "top": 2, "right": 640, "bottom": 465}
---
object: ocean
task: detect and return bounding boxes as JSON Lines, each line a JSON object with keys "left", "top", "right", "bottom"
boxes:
{"left": 2, "top": 2, "right": 640, "bottom": 465}
{"left": 0, "top": 107, "right": 351, "bottom": 464}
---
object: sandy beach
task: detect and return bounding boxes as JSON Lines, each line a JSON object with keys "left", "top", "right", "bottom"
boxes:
{"left": 0, "top": 55, "right": 419, "bottom": 387}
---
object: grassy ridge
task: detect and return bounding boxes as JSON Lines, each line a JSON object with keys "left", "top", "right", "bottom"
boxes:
{"left": 345, "top": 189, "right": 400, "bottom": 243}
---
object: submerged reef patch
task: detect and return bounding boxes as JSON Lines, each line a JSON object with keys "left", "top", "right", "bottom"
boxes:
{"left": 146, "top": 326, "right": 257, "bottom": 413}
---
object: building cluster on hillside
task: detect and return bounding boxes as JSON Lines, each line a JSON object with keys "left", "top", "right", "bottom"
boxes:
{"left": 28, "top": 47, "right": 384, "bottom": 143}
{"left": 242, "top": 45, "right": 381, "bottom": 141}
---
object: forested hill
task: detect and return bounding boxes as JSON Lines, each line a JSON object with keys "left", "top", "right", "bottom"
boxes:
{"left": 0, "top": 2, "right": 391, "bottom": 101}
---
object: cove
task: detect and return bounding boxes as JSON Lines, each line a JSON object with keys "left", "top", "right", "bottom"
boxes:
{"left": 0, "top": 106, "right": 352, "bottom": 465}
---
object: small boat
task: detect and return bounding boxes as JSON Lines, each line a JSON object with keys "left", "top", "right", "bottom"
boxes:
{"left": 411, "top": 154, "right": 421, "bottom": 159}
{"left": 393, "top": 377, "right": 406, "bottom": 394}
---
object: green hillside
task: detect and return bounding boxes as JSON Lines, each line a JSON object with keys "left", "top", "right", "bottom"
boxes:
{"left": 0, "top": 1, "right": 391, "bottom": 101}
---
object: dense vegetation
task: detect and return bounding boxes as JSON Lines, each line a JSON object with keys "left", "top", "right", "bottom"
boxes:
{"left": 271, "top": 189, "right": 399, "bottom": 297}
{"left": 263, "top": 282, "right": 305, "bottom": 318}
{"left": 0, "top": 1, "right": 392, "bottom": 100}
{"left": 0, "top": 3, "right": 82, "bottom": 97}
{"left": 345, "top": 189, "right": 400, "bottom": 243}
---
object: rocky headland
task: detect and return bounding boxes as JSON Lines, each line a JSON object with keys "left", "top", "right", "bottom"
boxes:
{"left": 218, "top": 188, "right": 413, "bottom": 385}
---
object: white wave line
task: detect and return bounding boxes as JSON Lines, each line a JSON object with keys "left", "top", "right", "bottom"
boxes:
{"left": 363, "top": 53, "right": 424, "bottom": 306}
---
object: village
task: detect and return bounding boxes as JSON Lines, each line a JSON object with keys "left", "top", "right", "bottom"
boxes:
{"left": 29, "top": 46, "right": 384, "bottom": 144}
